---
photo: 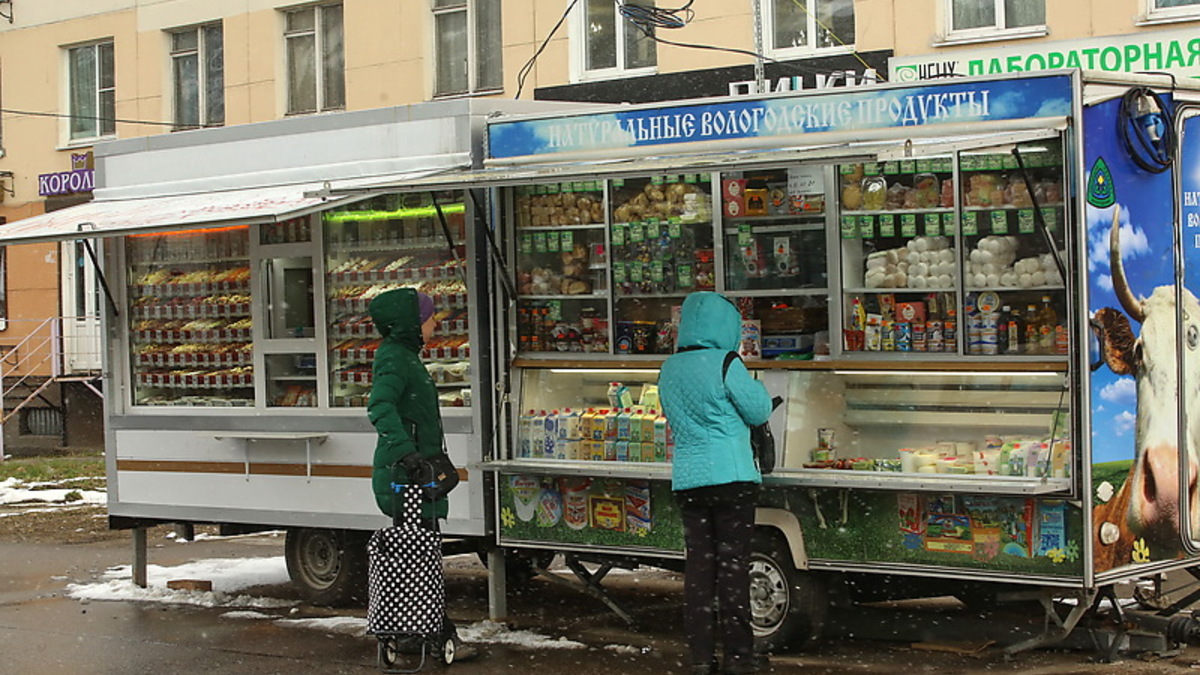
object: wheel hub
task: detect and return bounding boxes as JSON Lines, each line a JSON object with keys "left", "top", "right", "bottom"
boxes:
{"left": 749, "top": 559, "right": 788, "bottom": 630}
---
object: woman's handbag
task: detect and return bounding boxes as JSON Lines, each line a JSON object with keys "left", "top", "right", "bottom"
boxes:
{"left": 401, "top": 450, "right": 460, "bottom": 501}
{"left": 722, "top": 352, "right": 783, "bottom": 474}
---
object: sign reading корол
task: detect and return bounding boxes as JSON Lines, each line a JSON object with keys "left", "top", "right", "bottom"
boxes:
{"left": 890, "top": 27, "right": 1200, "bottom": 82}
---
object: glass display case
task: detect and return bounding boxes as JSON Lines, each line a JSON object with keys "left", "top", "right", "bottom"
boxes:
{"left": 323, "top": 191, "right": 472, "bottom": 408}
{"left": 837, "top": 140, "right": 1067, "bottom": 358}
{"left": 127, "top": 226, "right": 253, "bottom": 406}
{"left": 609, "top": 175, "right": 714, "bottom": 355}
{"left": 719, "top": 166, "right": 830, "bottom": 361}
{"left": 513, "top": 182, "right": 610, "bottom": 353}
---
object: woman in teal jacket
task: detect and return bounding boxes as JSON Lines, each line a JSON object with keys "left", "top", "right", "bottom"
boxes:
{"left": 659, "top": 291, "right": 773, "bottom": 675}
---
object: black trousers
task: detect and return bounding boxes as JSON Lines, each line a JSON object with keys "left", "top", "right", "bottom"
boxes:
{"left": 676, "top": 482, "right": 757, "bottom": 669}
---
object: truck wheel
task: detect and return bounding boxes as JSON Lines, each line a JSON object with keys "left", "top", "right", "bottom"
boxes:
{"left": 285, "top": 528, "right": 368, "bottom": 606}
{"left": 749, "top": 531, "right": 827, "bottom": 652}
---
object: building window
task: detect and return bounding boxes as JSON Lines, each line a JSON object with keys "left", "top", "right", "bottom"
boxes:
{"left": 1147, "top": 0, "right": 1200, "bottom": 19}
{"left": 68, "top": 41, "right": 115, "bottom": 141}
{"left": 765, "top": 0, "right": 855, "bottom": 54}
{"left": 580, "top": 0, "right": 656, "bottom": 78}
{"left": 948, "top": 0, "right": 1044, "bottom": 35}
{"left": 170, "top": 23, "right": 225, "bottom": 130}
{"left": 433, "top": 0, "right": 502, "bottom": 96}
{"left": 284, "top": 3, "right": 345, "bottom": 114}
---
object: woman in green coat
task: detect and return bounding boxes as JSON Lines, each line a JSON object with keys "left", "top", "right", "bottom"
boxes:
{"left": 368, "top": 288, "right": 447, "bottom": 521}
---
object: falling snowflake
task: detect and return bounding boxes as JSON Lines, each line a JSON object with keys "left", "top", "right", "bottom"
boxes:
{"left": 1132, "top": 538, "right": 1151, "bottom": 564}
{"left": 501, "top": 507, "right": 515, "bottom": 528}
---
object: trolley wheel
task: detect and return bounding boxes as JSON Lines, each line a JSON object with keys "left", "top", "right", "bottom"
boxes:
{"left": 378, "top": 638, "right": 399, "bottom": 669}
{"left": 440, "top": 637, "right": 456, "bottom": 665}
{"left": 285, "top": 528, "right": 369, "bottom": 606}
{"left": 749, "top": 530, "right": 827, "bottom": 652}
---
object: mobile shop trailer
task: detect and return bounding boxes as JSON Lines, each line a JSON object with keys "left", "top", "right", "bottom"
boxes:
{"left": 0, "top": 99, "right": 590, "bottom": 604}
{"left": 346, "top": 69, "right": 1200, "bottom": 653}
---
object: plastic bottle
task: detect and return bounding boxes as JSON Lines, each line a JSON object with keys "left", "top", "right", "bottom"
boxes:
{"left": 543, "top": 410, "right": 559, "bottom": 458}
{"left": 654, "top": 413, "right": 669, "bottom": 462}
{"left": 561, "top": 408, "right": 582, "bottom": 440}
{"left": 997, "top": 305, "right": 1012, "bottom": 355}
{"left": 1038, "top": 296, "right": 1058, "bottom": 355}
{"left": 1005, "top": 305, "right": 1023, "bottom": 354}
{"left": 943, "top": 308, "right": 957, "bottom": 353}
{"left": 616, "top": 408, "right": 632, "bottom": 441}
{"left": 518, "top": 409, "right": 536, "bottom": 458}
{"left": 1024, "top": 304, "right": 1041, "bottom": 355}
{"left": 530, "top": 410, "right": 546, "bottom": 458}
{"left": 629, "top": 408, "right": 644, "bottom": 443}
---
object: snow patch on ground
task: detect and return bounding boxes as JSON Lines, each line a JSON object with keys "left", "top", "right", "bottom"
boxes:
{"left": 0, "top": 476, "right": 106, "bottom": 506}
{"left": 66, "top": 556, "right": 297, "bottom": 609}
{"left": 459, "top": 620, "right": 586, "bottom": 649}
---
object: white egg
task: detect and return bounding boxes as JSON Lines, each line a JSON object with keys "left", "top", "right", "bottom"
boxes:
{"left": 896, "top": 247, "right": 910, "bottom": 260}
{"left": 1032, "top": 270, "right": 1046, "bottom": 286}
{"left": 982, "top": 263, "right": 999, "bottom": 275}
{"left": 969, "top": 249, "right": 983, "bottom": 264}
{"left": 911, "top": 275, "right": 928, "bottom": 288}
{"left": 894, "top": 271, "right": 908, "bottom": 287}
{"left": 898, "top": 261, "right": 909, "bottom": 273}
{"left": 886, "top": 250, "right": 899, "bottom": 264}
{"left": 939, "top": 248, "right": 956, "bottom": 263}
{"left": 1000, "top": 271, "right": 1018, "bottom": 287}
{"left": 978, "top": 250, "right": 994, "bottom": 265}
{"left": 973, "top": 273, "right": 987, "bottom": 287}
{"left": 1019, "top": 273, "right": 1033, "bottom": 288}
{"left": 986, "top": 273, "right": 1001, "bottom": 287}
{"left": 912, "top": 262, "right": 929, "bottom": 277}
{"left": 938, "top": 274, "right": 953, "bottom": 288}
{"left": 907, "top": 239, "right": 920, "bottom": 252}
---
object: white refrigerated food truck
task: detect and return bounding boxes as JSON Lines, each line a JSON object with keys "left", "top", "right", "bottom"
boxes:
{"left": 9, "top": 70, "right": 1200, "bottom": 654}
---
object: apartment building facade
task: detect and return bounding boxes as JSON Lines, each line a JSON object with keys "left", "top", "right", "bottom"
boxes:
{"left": 0, "top": 0, "right": 1195, "bottom": 453}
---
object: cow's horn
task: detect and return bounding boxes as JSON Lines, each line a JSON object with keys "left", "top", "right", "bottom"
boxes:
{"left": 1110, "top": 205, "right": 1145, "bottom": 324}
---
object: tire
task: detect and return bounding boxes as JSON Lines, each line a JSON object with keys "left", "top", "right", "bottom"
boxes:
{"left": 441, "top": 637, "right": 456, "bottom": 665}
{"left": 749, "top": 530, "right": 827, "bottom": 652}
{"left": 285, "top": 528, "right": 368, "bottom": 606}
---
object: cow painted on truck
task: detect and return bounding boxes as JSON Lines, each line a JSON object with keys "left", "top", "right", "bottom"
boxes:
{"left": 1091, "top": 205, "right": 1200, "bottom": 571}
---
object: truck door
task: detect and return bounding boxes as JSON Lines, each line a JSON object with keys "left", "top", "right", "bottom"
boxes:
{"left": 1175, "top": 103, "right": 1200, "bottom": 552}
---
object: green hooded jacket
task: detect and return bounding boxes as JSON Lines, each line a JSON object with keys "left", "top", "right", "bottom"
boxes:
{"left": 367, "top": 288, "right": 448, "bottom": 520}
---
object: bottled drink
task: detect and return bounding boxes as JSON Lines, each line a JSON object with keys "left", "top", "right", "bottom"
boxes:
{"left": 997, "top": 305, "right": 1011, "bottom": 354}
{"left": 1005, "top": 305, "right": 1023, "bottom": 354}
{"left": 1024, "top": 304, "right": 1041, "bottom": 355}
{"left": 1038, "top": 296, "right": 1058, "bottom": 355}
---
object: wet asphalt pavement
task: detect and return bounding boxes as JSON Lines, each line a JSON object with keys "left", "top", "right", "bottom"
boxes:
{"left": 5, "top": 532, "right": 1200, "bottom": 674}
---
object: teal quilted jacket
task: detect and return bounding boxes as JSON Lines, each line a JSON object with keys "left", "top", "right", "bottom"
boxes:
{"left": 659, "top": 292, "right": 773, "bottom": 492}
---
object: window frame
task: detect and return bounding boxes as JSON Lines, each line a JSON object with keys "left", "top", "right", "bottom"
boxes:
{"left": 432, "top": 0, "right": 503, "bottom": 98}
{"left": 761, "top": 0, "right": 856, "bottom": 58}
{"left": 1144, "top": 0, "right": 1200, "bottom": 22}
{"left": 572, "top": 0, "right": 657, "bottom": 82}
{"left": 283, "top": 2, "right": 345, "bottom": 115}
{"left": 943, "top": 0, "right": 1046, "bottom": 43}
{"left": 169, "top": 22, "right": 225, "bottom": 131}
{"left": 66, "top": 40, "right": 116, "bottom": 143}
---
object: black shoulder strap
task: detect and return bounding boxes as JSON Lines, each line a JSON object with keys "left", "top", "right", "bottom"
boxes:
{"left": 722, "top": 351, "right": 740, "bottom": 381}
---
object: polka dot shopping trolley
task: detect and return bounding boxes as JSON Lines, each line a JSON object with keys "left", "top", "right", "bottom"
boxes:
{"left": 367, "top": 483, "right": 458, "bottom": 672}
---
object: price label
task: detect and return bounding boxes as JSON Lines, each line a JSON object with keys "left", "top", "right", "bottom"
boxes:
{"left": 900, "top": 160, "right": 916, "bottom": 173}
{"left": 1018, "top": 209, "right": 1036, "bottom": 234}
{"left": 916, "top": 159, "right": 932, "bottom": 173}
{"left": 924, "top": 213, "right": 941, "bottom": 237}
{"left": 614, "top": 223, "right": 628, "bottom": 247}
{"left": 901, "top": 214, "right": 917, "bottom": 237}
{"left": 520, "top": 233, "right": 533, "bottom": 254}
{"left": 678, "top": 263, "right": 695, "bottom": 288}
{"left": 651, "top": 261, "right": 664, "bottom": 283}
{"left": 1041, "top": 207, "right": 1058, "bottom": 232}
{"left": 841, "top": 215, "right": 858, "bottom": 239}
{"left": 883, "top": 161, "right": 900, "bottom": 175}
{"left": 859, "top": 215, "right": 875, "bottom": 238}
{"left": 738, "top": 223, "right": 754, "bottom": 246}
{"left": 629, "top": 261, "right": 644, "bottom": 283}
{"left": 990, "top": 210, "right": 1009, "bottom": 234}
{"left": 669, "top": 220, "right": 682, "bottom": 238}
{"left": 962, "top": 211, "right": 978, "bottom": 236}
{"left": 879, "top": 214, "right": 896, "bottom": 237}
